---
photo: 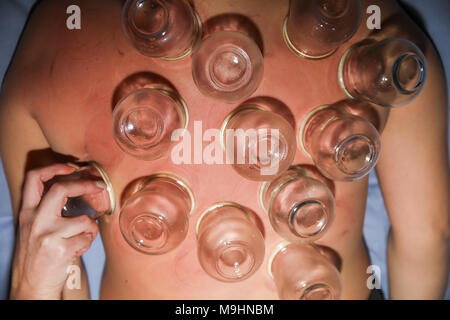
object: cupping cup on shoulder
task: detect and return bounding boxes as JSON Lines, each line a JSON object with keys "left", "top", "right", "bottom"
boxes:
{"left": 119, "top": 173, "right": 194, "bottom": 254}
{"left": 196, "top": 202, "right": 265, "bottom": 282}
{"left": 338, "top": 38, "right": 427, "bottom": 107}
{"left": 284, "top": 0, "right": 362, "bottom": 59}
{"left": 260, "top": 166, "right": 335, "bottom": 242}
{"left": 122, "top": 0, "right": 202, "bottom": 60}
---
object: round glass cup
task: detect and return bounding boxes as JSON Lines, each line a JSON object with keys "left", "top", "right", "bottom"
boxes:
{"left": 221, "top": 105, "right": 297, "bottom": 181}
{"left": 121, "top": 0, "right": 202, "bottom": 60}
{"left": 112, "top": 86, "right": 188, "bottom": 160}
{"left": 269, "top": 242, "right": 342, "bottom": 300}
{"left": 260, "top": 166, "right": 335, "bottom": 242}
{"left": 338, "top": 38, "right": 427, "bottom": 107}
{"left": 192, "top": 30, "right": 264, "bottom": 103}
{"left": 284, "top": 0, "right": 362, "bottom": 59}
{"left": 44, "top": 162, "right": 115, "bottom": 219}
{"left": 119, "top": 173, "right": 194, "bottom": 255}
{"left": 299, "top": 104, "right": 380, "bottom": 181}
{"left": 196, "top": 202, "right": 265, "bottom": 282}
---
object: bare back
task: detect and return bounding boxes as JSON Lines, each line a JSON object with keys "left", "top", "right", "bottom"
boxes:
{"left": 1, "top": 0, "right": 446, "bottom": 299}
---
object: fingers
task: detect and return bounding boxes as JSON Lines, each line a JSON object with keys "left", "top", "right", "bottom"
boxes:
{"left": 35, "top": 232, "right": 96, "bottom": 267}
{"left": 21, "top": 164, "right": 75, "bottom": 210}
{"left": 38, "top": 179, "right": 105, "bottom": 219}
{"left": 29, "top": 205, "right": 99, "bottom": 246}
{"left": 64, "top": 232, "right": 97, "bottom": 258}
{"left": 56, "top": 215, "right": 99, "bottom": 239}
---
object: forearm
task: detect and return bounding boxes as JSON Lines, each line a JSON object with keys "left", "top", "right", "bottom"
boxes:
{"left": 387, "top": 230, "right": 449, "bottom": 299}
{"left": 10, "top": 282, "right": 62, "bottom": 300}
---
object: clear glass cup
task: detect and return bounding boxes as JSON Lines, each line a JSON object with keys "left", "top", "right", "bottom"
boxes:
{"left": 284, "top": 0, "right": 362, "bottom": 59}
{"left": 269, "top": 242, "right": 342, "bottom": 300}
{"left": 196, "top": 202, "right": 265, "bottom": 282}
{"left": 299, "top": 104, "right": 381, "bottom": 181}
{"left": 260, "top": 166, "right": 335, "bottom": 242}
{"left": 221, "top": 105, "right": 297, "bottom": 181}
{"left": 112, "top": 86, "right": 188, "bottom": 160}
{"left": 192, "top": 31, "right": 264, "bottom": 103}
{"left": 121, "top": 0, "right": 202, "bottom": 60}
{"left": 338, "top": 38, "right": 427, "bottom": 107}
{"left": 119, "top": 173, "right": 194, "bottom": 254}
{"left": 44, "top": 162, "right": 116, "bottom": 219}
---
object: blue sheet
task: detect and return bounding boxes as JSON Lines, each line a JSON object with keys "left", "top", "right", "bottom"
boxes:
{"left": 0, "top": 0, "right": 448, "bottom": 300}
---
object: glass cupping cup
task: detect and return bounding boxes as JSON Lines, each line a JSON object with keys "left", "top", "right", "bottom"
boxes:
{"left": 192, "top": 31, "right": 264, "bottom": 103}
{"left": 299, "top": 104, "right": 381, "bottom": 181}
{"left": 260, "top": 166, "right": 335, "bottom": 242}
{"left": 269, "top": 242, "right": 342, "bottom": 300}
{"left": 122, "top": 0, "right": 202, "bottom": 60}
{"left": 112, "top": 87, "right": 188, "bottom": 160}
{"left": 119, "top": 173, "right": 194, "bottom": 254}
{"left": 221, "top": 105, "right": 296, "bottom": 181}
{"left": 196, "top": 202, "right": 265, "bottom": 282}
{"left": 284, "top": 0, "right": 362, "bottom": 59}
{"left": 44, "top": 162, "right": 116, "bottom": 219}
{"left": 338, "top": 38, "right": 427, "bottom": 107}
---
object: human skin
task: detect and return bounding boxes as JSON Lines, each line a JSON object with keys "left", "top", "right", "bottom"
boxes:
{"left": 0, "top": 0, "right": 448, "bottom": 299}
{"left": 9, "top": 164, "right": 102, "bottom": 300}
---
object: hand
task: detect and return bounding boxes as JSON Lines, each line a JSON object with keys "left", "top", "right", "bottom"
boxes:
{"left": 10, "top": 164, "right": 104, "bottom": 300}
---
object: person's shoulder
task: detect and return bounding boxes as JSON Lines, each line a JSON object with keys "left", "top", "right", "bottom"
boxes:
{"left": 1, "top": 1, "right": 66, "bottom": 95}
{"left": 367, "top": 0, "right": 442, "bottom": 89}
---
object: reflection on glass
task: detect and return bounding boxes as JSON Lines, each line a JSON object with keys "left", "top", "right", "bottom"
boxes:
{"left": 299, "top": 103, "right": 380, "bottom": 181}
{"left": 192, "top": 31, "right": 263, "bottom": 102}
{"left": 196, "top": 202, "right": 265, "bottom": 282}
{"left": 269, "top": 242, "right": 342, "bottom": 300}
{"left": 260, "top": 166, "right": 335, "bottom": 242}
{"left": 112, "top": 87, "right": 188, "bottom": 160}
{"left": 284, "top": 0, "right": 362, "bottom": 59}
{"left": 122, "top": 0, "right": 202, "bottom": 60}
{"left": 44, "top": 162, "right": 115, "bottom": 219}
{"left": 119, "top": 173, "right": 194, "bottom": 254}
{"left": 221, "top": 105, "right": 296, "bottom": 181}
{"left": 338, "top": 38, "right": 427, "bottom": 107}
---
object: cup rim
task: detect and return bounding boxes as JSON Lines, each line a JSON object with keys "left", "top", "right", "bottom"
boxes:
{"left": 282, "top": 17, "right": 338, "bottom": 60}
{"left": 298, "top": 105, "right": 331, "bottom": 159}
{"left": 195, "top": 201, "right": 254, "bottom": 238}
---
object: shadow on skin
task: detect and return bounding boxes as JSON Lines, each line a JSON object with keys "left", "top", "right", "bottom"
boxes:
{"left": 25, "top": 149, "right": 79, "bottom": 173}
{"left": 314, "top": 244, "right": 343, "bottom": 272}
{"left": 202, "top": 13, "right": 265, "bottom": 55}
{"left": 111, "top": 71, "right": 178, "bottom": 111}
{"left": 295, "top": 163, "right": 336, "bottom": 196}
{"left": 243, "top": 96, "right": 297, "bottom": 130}
{"left": 336, "top": 99, "right": 385, "bottom": 133}
{"left": 23, "top": 148, "right": 80, "bottom": 203}
{"left": 367, "top": 12, "right": 427, "bottom": 55}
